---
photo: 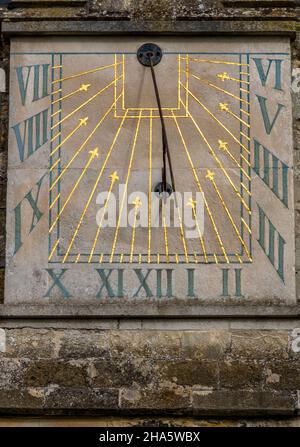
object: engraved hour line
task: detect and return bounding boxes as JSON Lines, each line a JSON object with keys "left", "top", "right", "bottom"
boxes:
{"left": 186, "top": 197, "right": 208, "bottom": 263}
{"left": 181, "top": 56, "right": 249, "bottom": 67}
{"left": 206, "top": 169, "right": 252, "bottom": 261}
{"left": 180, "top": 82, "right": 250, "bottom": 155}
{"left": 51, "top": 83, "right": 91, "bottom": 105}
{"left": 188, "top": 72, "right": 250, "bottom": 105}
{"left": 181, "top": 100, "right": 251, "bottom": 214}
{"left": 172, "top": 114, "right": 228, "bottom": 263}
{"left": 50, "top": 94, "right": 121, "bottom": 192}
{"left": 51, "top": 109, "right": 61, "bottom": 118}
{"left": 48, "top": 238, "right": 60, "bottom": 261}
{"left": 88, "top": 171, "right": 119, "bottom": 263}
{"left": 110, "top": 111, "right": 142, "bottom": 264}
{"left": 62, "top": 109, "right": 129, "bottom": 264}
{"left": 50, "top": 131, "right": 61, "bottom": 143}
{"left": 51, "top": 76, "right": 122, "bottom": 130}
{"left": 50, "top": 117, "right": 88, "bottom": 157}
{"left": 148, "top": 110, "right": 153, "bottom": 263}
{"left": 130, "top": 197, "right": 142, "bottom": 263}
{"left": 52, "top": 62, "right": 122, "bottom": 84}
{"left": 49, "top": 148, "right": 99, "bottom": 234}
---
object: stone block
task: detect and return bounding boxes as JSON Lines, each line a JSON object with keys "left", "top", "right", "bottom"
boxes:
{"left": 90, "top": 358, "right": 154, "bottom": 388}
{"left": 58, "top": 330, "right": 109, "bottom": 359}
{"left": 192, "top": 390, "right": 297, "bottom": 416}
{"left": 230, "top": 331, "right": 289, "bottom": 360}
{"left": 2, "top": 328, "right": 60, "bottom": 359}
{"left": 181, "top": 331, "right": 230, "bottom": 360}
{"left": 264, "top": 361, "right": 300, "bottom": 390}
{"left": 0, "top": 358, "right": 26, "bottom": 387}
{"left": 219, "top": 359, "right": 263, "bottom": 389}
{"left": 0, "top": 388, "right": 45, "bottom": 411}
{"left": 109, "top": 331, "right": 182, "bottom": 360}
{"left": 157, "top": 360, "right": 218, "bottom": 388}
{"left": 44, "top": 387, "right": 118, "bottom": 410}
{"left": 120, "top": 386, "right": 191, "bottom": 412}
{"left": 24, "top": 359, "right": 89, "bottom": 387}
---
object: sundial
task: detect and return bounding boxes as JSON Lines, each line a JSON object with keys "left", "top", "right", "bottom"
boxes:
{"left": 5, "top": 37, "right": 295, "bottom": 310}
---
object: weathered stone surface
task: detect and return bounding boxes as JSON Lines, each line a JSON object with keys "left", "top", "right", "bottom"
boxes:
{"left": 181, "top": 331, "right": 230, "bottom": 360}
{"left": 219, "top": 360, "right": 262, "bottom": 389}
{"left": 0, "top": 388, "right": 45, "bottom": 411}
{"left": 109, "top": 331, "right": 182, "bottom": 360}
{"left": 44, "top": 387, "right": 119, "bottom": 410}
{"left": 59, "top": 330, "right": 109, "bottom": 359}
{"left": 157, "top": 360, "right": 218, "bottom": 387}
{"left": 24, "top": 360, "right": 89, "bottom": 387}
{"left": 192, "top": 390, "right": 297, "bottom": 416}
{"left": 230, "top": 331, "right": 289, "bottom": 360}
{"left": 90, "top": 358, "right": 154, "bottom": 388}
{"left": 264, "top": 361, "right": 300, "bottom": 390}
{"left": 120, "top": 386, "right": 191, "bottom": 412}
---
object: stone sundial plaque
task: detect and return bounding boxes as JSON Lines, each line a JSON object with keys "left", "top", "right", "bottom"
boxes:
{"left": 4, "top": 36, "right": 296, "bottom": 312}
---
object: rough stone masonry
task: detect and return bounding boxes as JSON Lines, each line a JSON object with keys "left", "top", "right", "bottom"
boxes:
{"left": 0, "top": 0, "right": 300, "bottom": 426}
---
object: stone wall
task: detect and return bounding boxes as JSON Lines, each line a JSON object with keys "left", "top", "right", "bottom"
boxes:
{"left": 0, "top": 0, "right": 300, "bottom": 424}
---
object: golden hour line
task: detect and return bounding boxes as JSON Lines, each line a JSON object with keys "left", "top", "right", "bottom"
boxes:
{"left": 214, "top": 253, "right": 219, "bottom": 264}
{"left": 75, "top": 253, "right": 81, "bottom": 263}
{"left": 52, "top": 83, "right": 91, "bottom": 105}
{"left": 218, "top": 140, "right": 251, "bottom": 182}
{"left": 176, "top": 206, "right": 189, "bottom": 264}
{"left": 122, "top": 55, "right": 125, "bottom": 110}
{"left": 194, "top": 253, "right": 198, "bottom": 264}
{"left": 157, "top": 253, "right": 160, "bottom": 264}
{"left": 51, "top": 88, "right": 62, "bottom": 96}
{"left": 240, "top": 108, "right": 250, "bottom": 117}
{"left": 241, "top": 217, "right": 252, "bottom": 234}
{"left": 50, "top": 117, "right": 88, "bottom": 157}
{"left": 99, "top": 253, "right": 104, "bottom": 264}
{"left": 139, "top": 254, "right": 142, "bottom": 264}
{"left": 181, "top": 56, "right": 249, "bottom": 67}
{"left": 51, "top": 77, "right": 122, "bottom": 130}
{"left": 241, "top": 182, "right": 251, "bottom": 196}
{"left": 88, "top": 171, "right": 119, "bottom": 263}
{"left": 52, "top": 65, "right": 62, "bottom": 69}
{"left": 178, "top": 55, "right": 181, "bottom": 109}
{"left": 130, "top": 197, "right": 142, "bottom": 263}
{"left": 189, "top": 72, "right": 250, "bottom": 105}
{"left": 241, "top": 153, "right": 251, "bottom": 167}
{"left": 110, "top": 111, "right": 142, "bottom": 264}
{"left": 162, "top": 205, "right": 170, "bottom": 264}
{"left": 241, "top": 131, "right": 250, "bottom": 141}
{"left": 48, "top": 239, "right": 60, "bottom": 261}
{"left": 50, "top": 158, "right": 60, "bottom": 172}
{"left": 217, "top": 72, "right": 250, "bottom": 85}
{"left": 51, "top": 109, "right": 61, "bottom": 118}
{"left": 206, "top": 169, "right": 252, "bottom": 261}
{"left": 148, "top": 110, "right": 153, "bottom": 264}
{"left": 185, "top": 54, "right": 189, "bottom": 112}
{"left": 172, "top": 113, "right": 228, "bottom": 263}
{"left": 235, "top": 253, "right": 243, "bottom": 263}
{"left": 186, "top": 197, "right": 208, "bottom": 263}
{"left": 52, "top": 62, "right": 122, "bottom": 84}
{"left": 218, "top": 102, "right": 250, "bottom": 128}
{"left": 50, "top": 131, "right": 61, "bottom": 143}
{"left": 62, "top": 109, "right": 128, "bottom": 264}
{"left": 180, "top": 83, "right": 250, "bottom": 154}
{"left": 120, "top": 253, "right": 124, "bottom": 263}
{"left": 181, "top": 98, "right": 251, "bottom": 214}
{"left": 50, "top": 94, "right": 121, "bottom": 192}
{"left": 49, "top": 193, "right": 60, "bottom": 210}
{"left": 175, "top": 253, "right": 179, "bottom": 264}
{"left": 49, "top": 148, "right": 99, "bottom": 234}
{"left": 240, "top": 72, "right": 249, "bottom": 76}
{"left": 240, "top": 87, "right": 248, "bottom": 94}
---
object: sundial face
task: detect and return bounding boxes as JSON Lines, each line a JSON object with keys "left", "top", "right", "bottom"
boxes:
{"left": 5, "top": 37, "right": 295, "bottom": 309}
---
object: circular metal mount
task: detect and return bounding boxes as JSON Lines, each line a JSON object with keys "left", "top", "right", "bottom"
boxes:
{"left": 154, "top": 182, "right": 173, "bottom": 199}
{"left": 137, "top": 43, "right": 163, "bottom": 67}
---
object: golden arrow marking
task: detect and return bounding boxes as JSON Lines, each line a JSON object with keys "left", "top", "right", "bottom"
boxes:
{"left": 218, "top": 140, "right": 228, "bottom": 151}
{"left": 217, "top": 71, "right": 249, "bottom": 85}
{"left": 218, "top": 102, "right": 250, "bottom": 128}
{"left": 52, "top": 83, "right": 91, "bottom": 105}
